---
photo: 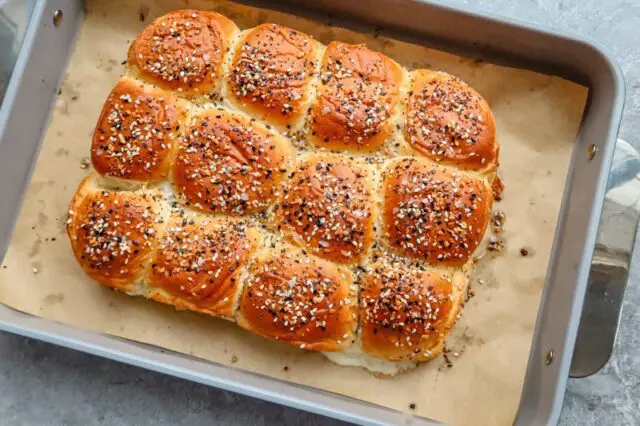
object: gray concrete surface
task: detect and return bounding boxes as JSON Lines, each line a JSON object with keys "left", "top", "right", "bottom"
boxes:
{"left": 2, "top": 0, "right": 640, "bottom": 424}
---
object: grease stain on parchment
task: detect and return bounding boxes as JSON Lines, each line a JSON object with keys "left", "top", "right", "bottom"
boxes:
{"left": 43, "top": 293, "right": 65, "bottom": 306}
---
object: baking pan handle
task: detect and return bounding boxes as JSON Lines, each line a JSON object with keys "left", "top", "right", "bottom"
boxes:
{"left": 570, "top": 139, "right": 640, "bottom": 378}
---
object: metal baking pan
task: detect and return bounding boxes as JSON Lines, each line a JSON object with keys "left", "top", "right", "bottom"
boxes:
{"left": 0, "top": 0, "right": 629, "bottom": 424}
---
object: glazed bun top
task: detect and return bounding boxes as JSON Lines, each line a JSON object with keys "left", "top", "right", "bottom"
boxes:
{"left": 309, "top": 42, "right": 405, "bottom": 151}
{"left": 274, "top": 155, "right": 375, "bottom": 264}
{"left": 128, "top": 10, "right": 239, "bottom": 97}
{"left": 405, "top": 70, "right": 498, "bottom": 171}
{"left": 227, "top": 23, "right": 321, "bottom": 130}
{"left": 171, "top": 108, "right": 292, "bottom": 215}
{"left": 91, "top": 77, "right": 185, "bottom": 183}
{"left": 383, "top": 157, "right": 493, "bottom": 266}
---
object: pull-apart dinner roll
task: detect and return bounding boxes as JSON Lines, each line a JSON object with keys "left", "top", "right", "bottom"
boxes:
{"left": 383, "top": 158, "right": 492, "bottom": 266}
{"left": 227, "top": 23, "right": 323, "bottom": 131}
{"left": 91, "top": 77, "right": 187, "bottom": 183}
{"left": 309, "top": 42, "right": 405, "bottom": 151}
{"left": 273, "top": 154, "right": 375, "bottom": 264}
{"left": 236, "top": 246, "right": 358, "bottom": 351}
{"left": 405, "top": 70, "right": 498, "bottom": 171}
{"left": 66, "top": 174, "right": 167, "bottom": 292}
{"left": 128, "top": 10, "right": 239, "bottom": 97}
{"left": 147, "top": 214, "right": 261, "bottom": 318}
{"left": 359, "top": 263, "right": 465, "bottom": 361}
{"left": 171, "top": 107, "right": 293, "bottom": 215}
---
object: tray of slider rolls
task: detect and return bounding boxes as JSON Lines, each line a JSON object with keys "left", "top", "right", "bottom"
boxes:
{"left": 0, "top": 1, "right": 625, "bottom": 425}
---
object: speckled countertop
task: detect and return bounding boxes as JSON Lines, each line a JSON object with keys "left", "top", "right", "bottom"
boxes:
{"left": 1, "top": 0, "right": 639, "bottom": 425}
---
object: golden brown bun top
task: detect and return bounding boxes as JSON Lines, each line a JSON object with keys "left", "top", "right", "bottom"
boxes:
{"left": 171, "top": 108, "right": 292, "bottom": 215}
{"left": 66, "top": 176, "right": 164, "bottom": 290}
{"left": 237, "top": 247, "right": 357, "bottom": 351}
{"left": 150, "top": 217, "right": 257, "bottom": 294}
{"left": 91, "top": 77, "right": 185, "bottom": 182}
{"left": 360, "top": 262, "right": 454, "bottom": 361}
{"left": 383, "top": 158, "right": 492, "bottom": 266}
{"left": 405, "top": 70, "right": 498, "bottom": 170}
{"left": 128, "top": 10, "right": 238, "bottom": 97}
{"left": 228, "top": 24, "right": 319, "bottom": 129}
{"left": 309, "top": 42, "right": 404, "bottom": 151}
{"left": 147, "top": 215, "right": 259, "bottom": 316}
{"left": 274, "top": 155, "right": 375, "bottom": 264}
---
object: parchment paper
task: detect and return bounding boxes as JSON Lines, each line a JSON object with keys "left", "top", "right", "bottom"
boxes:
{"left": 0, "top": 1, "right": 588, "bottom": 424}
